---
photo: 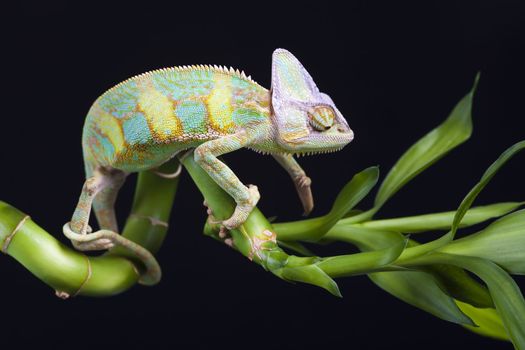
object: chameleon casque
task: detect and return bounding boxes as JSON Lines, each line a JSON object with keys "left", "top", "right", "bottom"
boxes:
{"left": 63, "top": 48, "right": 354, "bottom": 285}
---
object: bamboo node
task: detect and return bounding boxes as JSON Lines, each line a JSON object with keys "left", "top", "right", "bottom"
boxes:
{"left": 72, "top": 256, "right": 93, "bottom": 297}
{"left": 1, "top": 215, "right": 30, "bottom": 254}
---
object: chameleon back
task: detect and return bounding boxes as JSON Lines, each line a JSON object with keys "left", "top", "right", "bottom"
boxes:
{"left": 82, "top": 66, "right": 270, "bottom": 174}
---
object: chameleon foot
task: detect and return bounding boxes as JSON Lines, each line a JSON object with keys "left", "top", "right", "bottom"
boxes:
{"left": 63, "top": 222, "right": 162, "bottom": 285}
{"left": 222, "top": 184, "right": 260, "bottom": 229}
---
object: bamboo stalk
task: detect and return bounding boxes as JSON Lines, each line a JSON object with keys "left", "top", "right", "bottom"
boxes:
{"left": 0, "top": 159, "right": 180, "bottom": 297}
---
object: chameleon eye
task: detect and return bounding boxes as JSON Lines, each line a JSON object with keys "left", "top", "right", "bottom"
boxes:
{"left": 308, "top": 106, "right": 335, "bottom": 131}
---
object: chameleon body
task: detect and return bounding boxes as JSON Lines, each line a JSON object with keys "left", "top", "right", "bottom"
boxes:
{"left": 82, "top": 66, "right": 271, "bottom": 173}
{"left": 65, "top": 49, "right": 354, "bottom": 285}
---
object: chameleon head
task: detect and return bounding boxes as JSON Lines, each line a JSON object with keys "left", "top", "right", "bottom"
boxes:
{"left": 270, "top": 48, "right": 354, "bottom": 155}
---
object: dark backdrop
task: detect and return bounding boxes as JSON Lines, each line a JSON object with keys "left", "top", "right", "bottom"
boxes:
{"left": 3, "top": 1, "right": 525, "bottom": 349}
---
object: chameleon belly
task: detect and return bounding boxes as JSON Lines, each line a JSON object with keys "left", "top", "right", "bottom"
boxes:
{"left": 82, "top": 66, "right": 270, "bottom": 172}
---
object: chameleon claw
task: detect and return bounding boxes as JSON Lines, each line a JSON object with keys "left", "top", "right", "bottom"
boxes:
{"left": 224, "top": 238, "right": 234, "bottom": 247}
{"left": 218, "top": 226, "right": 228, "bottom": 239}
{"left": 55, "top": 290, "right": 71, "bottom": 299}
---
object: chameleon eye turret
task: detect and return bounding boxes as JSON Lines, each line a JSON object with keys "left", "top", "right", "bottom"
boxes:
{"left": 64, "top": 48, "right": 352, "bottom": 280}
{"left": 308, "top": 105, "right": 335, "bottom": 131}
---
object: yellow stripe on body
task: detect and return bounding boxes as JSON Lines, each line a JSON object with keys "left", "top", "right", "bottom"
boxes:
{"left": 91, "top": 104, "right": 126, "bottom": 155}
{"left": 206, "top": 74, "right": 235, "bottom": 133}
{"left": 138, "top": 87, "right": 183, "bottom": 142}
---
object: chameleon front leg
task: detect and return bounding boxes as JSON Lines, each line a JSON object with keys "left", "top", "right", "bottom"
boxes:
{"left": 272, "top": 153, "right": 313, "bottom": 215}
{"left": 64, "top": 167, "right": 161, "bottom": 284}
{"left": 194, "top": 129, "right": 260, "bottom": 229}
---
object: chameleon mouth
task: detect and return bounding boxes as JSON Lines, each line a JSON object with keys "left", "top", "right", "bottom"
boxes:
{"left": 292, "top": 147, "right": 345, "bottom": 157}
{"left": 249, "top": 146, "right": 345, "bottom": 157}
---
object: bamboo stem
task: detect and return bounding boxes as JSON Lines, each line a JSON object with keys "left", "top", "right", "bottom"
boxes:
{"left": 0, "top": 159, "right": 180, "bottom": 297}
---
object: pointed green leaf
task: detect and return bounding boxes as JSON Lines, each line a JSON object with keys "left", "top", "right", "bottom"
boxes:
{"left": 330, "top": 167, "right": 379, "bottom": 219}
{"left": 325, "top": 225, "right": 405, "bottom": 252}
{"left": 274, "top": 167, "right": 379, "bottom": 242}
{"left": 416, "top": 253, "right": 525, "bottom": 349}
{"left": 450, "top": 140, "right": 525, "bottom": 237}
{"left": 316, "top": 237, "right": 408, "bottom": 278}
{"left": 456, "top": 301, "right": 509, "bottom": 341}
{"left": 369, "top": 270, "right": 475, "bottom": 326}
{"left": 441, "top": 209, "right": 525, "bottom": 274}
{"left": 280, "top": 264, "right": 342, "bottom": 297}
{"left": 399, "top": 139, "right": 525, "bottom": 261}
{"left": 357, "top": 202, "right": 524, "bottom": 233}
{"left": 373, "top": 73, "right": 479, "bottom": 214}
{"left": 425, "top": 264, "right": 493, "bottom": 308}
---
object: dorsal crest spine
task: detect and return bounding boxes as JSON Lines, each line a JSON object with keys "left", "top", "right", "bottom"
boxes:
{"left": 100, "top": 64, "right": 260, "bottom": 99}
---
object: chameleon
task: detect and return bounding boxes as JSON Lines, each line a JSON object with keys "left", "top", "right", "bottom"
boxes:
{"left": 63, "top": 48, "right": 354, "bottom": 285}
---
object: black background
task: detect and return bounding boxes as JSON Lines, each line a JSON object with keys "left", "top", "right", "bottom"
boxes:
{"left": 3, "top": 1, "right": 525, "bottom": 349}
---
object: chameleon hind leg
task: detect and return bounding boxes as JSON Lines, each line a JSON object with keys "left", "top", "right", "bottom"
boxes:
{"left": 194, "top": 129, "right": 260, "bottom": 229}
{"left": 67, "top": 167, "right": 125, "bottom": 250}
{"left": 63, "top": 167, "right": 162, "bottom": 285}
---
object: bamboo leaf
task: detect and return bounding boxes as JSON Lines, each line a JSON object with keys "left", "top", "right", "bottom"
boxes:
{"left": 399, "top": 139, "right": 525, "bottom": 261}
{"left": 369, "top": 270, "right": 475, "bottom": 326}
{"left": 325, "top": 225, "right": 405, "bottom": 252}
{"left": 424, "top": 264, "right": 493, "bottom": 308}
{"left": 330, "top": 167, "right": 379, "bottom": 219}
{"left": 274, "top": 167, "right": 379, "bottom": 242}
{"left": 356, "top": 202, "right": 524, "bottom": 233}
{"left": 440, "top": 209, "right": 525, "bottom": 274}
{"left": 456, "top": 301, "right": 509, "bottom": 341}
{"left": 373, "top": 73, "right": 479, "bottom": 213}
{"left": 316, "top": 237, "right": 408, "bottom": 278}
{"left": 450, "top": 140, "right": 525, "bottom": 237}
{"left": 280, "top": 264, "right": 342, "bottom": 297}
{"left": 415, "top": 253, "right": 525, "bottom": 349}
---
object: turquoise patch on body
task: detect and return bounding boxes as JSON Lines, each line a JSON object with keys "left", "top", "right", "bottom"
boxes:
{"left": 98, "top": 80, "right": 140, "bottom": 119}
{"left": 176, "top": 100, "right": 207, "bottom": 133}
{"left": 152, "top": 70, "right": 214, "bottom": 101}
{"left": 232, "top": 107, "right": 266, "bottom": 126}
{"left": 93, "top": 133, "right": 115, "bottom": 162}
{"left": 123, "top": 111, "right": 151, "bottom": 144}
